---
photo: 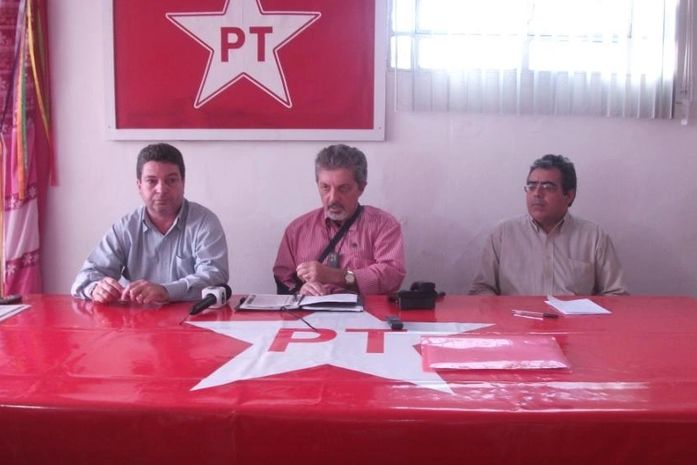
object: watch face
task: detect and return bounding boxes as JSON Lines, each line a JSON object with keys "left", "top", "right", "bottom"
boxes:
{"left": 345, "top": 271, "right": 356, "bottom": 285}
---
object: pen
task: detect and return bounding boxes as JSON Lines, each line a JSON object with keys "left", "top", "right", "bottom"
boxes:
{"left": 281, "top": 306, "right": 318, "bottom": 332}
{"left": 297, "top": 315, "right": 318, "bottom": 331}
{"left": 512, "top": 309, "right": 559, "bottom": 319}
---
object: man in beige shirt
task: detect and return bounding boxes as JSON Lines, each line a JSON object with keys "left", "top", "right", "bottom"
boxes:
{"left": 470, "top": 154, "right": 628, "bottom": 296}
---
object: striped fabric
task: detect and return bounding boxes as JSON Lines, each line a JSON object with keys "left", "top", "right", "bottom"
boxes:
{"left": 0, "top": 0, "right": 53, "bottom": 295}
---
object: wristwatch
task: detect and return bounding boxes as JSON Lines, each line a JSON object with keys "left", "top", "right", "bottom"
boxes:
{"left": 344, "top": 270, "right": 356, "bottom": 287}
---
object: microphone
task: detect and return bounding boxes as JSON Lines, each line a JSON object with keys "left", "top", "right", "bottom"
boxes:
{"left": 190, "top": 284, "right": 232, "bottom": 315}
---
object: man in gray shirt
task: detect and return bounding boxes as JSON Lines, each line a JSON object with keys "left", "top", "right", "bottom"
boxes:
{"left": 470, "top": 154, "right": 628, "bottom": 296}
{"left": 71, "top": 143, "right": 228, "bottom": 304}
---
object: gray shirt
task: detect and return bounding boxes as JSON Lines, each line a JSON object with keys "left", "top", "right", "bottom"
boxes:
{"left": 71, "top": 199, "right": 229, "bottom": 301}
{"left": 469, "top": 213, "right": 628, "bottom": 296}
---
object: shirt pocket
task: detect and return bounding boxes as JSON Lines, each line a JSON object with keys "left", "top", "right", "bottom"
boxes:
{"left": 174, "top": 253, "right": 195, "bottom": 275}
{"left": 566, "top": 257, "right": 595, "bottom": 294}
{"left": 341, "top": 245, "right": 375, "bottom": 270}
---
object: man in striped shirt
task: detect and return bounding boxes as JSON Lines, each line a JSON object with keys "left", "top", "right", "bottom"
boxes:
{"left": 273, "top": 144, "right": 406, "bottom": 296}
{"left": 470, "top": 154, "right": 628, "bottom": 296}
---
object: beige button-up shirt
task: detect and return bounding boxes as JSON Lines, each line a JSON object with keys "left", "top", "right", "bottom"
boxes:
{"left": 470, "top": 213, "right": 629, "bottom": 296}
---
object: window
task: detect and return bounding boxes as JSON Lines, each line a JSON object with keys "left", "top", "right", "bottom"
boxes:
{"left": 391, "top": 0, "right": 686, "bottom": 118}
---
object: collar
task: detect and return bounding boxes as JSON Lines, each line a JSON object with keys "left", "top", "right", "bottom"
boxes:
{"left": 528, "top": 211, "right": 571, "bottom": 234}
{"left": 322, "top": 204, "right": 362, "bottom": 230}
{"left": 142, "top": 199, "right": 188, "bottom": 234}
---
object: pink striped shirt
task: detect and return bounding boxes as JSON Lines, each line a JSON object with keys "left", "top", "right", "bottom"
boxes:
{"left": 273, "top": 206, "right": 406, "bottom": 295}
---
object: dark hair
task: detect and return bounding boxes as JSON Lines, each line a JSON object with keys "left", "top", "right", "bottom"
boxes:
{"left": 136, "top": 143, "right": 185, "bottom": 180}
{"left": 529, "top": 154, "right": 576, "bottom": 194}
{"left": 315, "top": 144, "right": 367, "bottom": 186}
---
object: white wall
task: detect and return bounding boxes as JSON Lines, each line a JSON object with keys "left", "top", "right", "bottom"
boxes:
{"left": 43, "top": 1, "right": 697, "bottom": 297}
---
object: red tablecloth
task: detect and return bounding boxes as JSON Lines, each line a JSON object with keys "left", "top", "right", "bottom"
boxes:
{"left": 1, "top": 294, "right": 697, "bottom": 464}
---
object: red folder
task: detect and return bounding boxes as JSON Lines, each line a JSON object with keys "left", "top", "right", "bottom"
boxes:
{"left": 421, "top": 335, "right": 570, "bottom": 371}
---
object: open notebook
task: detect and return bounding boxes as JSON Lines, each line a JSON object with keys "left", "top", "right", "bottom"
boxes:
{"left": 237, "top": 293, "right": 363, "bottom": 312}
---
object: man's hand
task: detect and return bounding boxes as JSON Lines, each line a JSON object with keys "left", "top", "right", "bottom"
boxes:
{"left": 296, "top": 261, "right": 343, "bottom": 286}
{"left": 121, "top": 280, "right": 170, "bottom": 305}
{"left": 299, "top": 281, "right": 330, "bottom": 296}
{"left": 91, "top": 277, "right": 125, "bottom": 303}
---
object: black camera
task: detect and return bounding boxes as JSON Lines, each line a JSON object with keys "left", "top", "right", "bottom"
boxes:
{"left": 389, "top": 281, "right": 441, "bottom": 310}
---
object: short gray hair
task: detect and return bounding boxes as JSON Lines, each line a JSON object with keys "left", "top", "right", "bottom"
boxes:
{"left": 314, "top": 144, "right": 367, "bottom": 186}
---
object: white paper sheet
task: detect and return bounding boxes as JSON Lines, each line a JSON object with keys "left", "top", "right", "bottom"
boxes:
{"left": 0, "top": 304, "right": 30, "bottom": 323}
{"left": 545, "top": 295, "right": 611, "bottom": 315}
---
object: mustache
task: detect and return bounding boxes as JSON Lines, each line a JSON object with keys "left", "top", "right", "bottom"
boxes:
{"left": 327, "top": 203, "right": 345, "bottom": 210}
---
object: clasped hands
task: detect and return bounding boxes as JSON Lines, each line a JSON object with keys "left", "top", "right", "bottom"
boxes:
{"left": 91, "top": 277, "right": 169, "bottom": 305}
{"left": 296, "top": 260, "right": 344, "bottom": 296}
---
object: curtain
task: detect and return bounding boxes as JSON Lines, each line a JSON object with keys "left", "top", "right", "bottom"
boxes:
{"left": 0, "top": 0, "right": 53, "bottom": 295}
{"left": 678, "top": 0, "right": 694, "bottom": 123}
{"left": 391, "top": 0, "right": 683, "bottom": 119}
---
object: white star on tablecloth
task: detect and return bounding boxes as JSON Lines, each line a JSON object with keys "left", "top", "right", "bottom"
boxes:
{"left": 188, "top": 312, "right": 491, "bottom": 394}
{"left": 167, "top": 0, "right": 320, "bottom": 108}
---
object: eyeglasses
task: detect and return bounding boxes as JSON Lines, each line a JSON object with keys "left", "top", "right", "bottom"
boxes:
{"left": 524, "top": 182, "right": 559, "bottom": 193}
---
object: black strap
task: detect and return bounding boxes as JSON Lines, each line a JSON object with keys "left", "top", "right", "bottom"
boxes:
{"left": 275, "top": 205, "right": 364, "bottom": 294}
{"left": 275, "top": 275, "right": 294, "bottom": 295}
{"left": 317, "top": 204, "right": 363, "bottom": 263}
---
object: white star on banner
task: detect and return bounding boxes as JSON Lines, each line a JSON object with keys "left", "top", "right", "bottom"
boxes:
{"left": 188, "top": 312, "right": 491, "bottom": 395}
{"left": 166, "top": 0, "right": 321, "bottom": 108}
